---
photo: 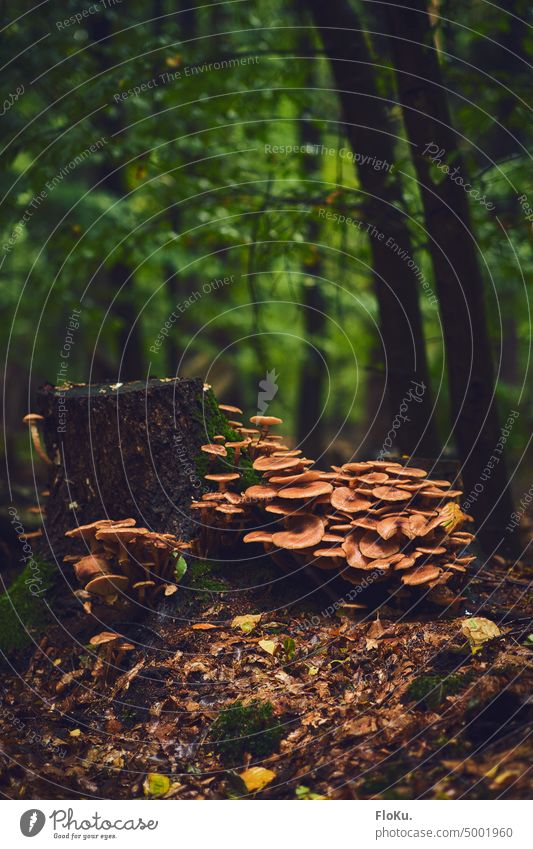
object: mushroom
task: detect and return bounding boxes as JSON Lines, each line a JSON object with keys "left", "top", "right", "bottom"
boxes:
{"left": 372, "top": 486, "right": 412, "bottom": 502}
{"left": 201, "top": 443, "right": 228, "bottom": 458}
{"left": 271, "top": 515, "right": 325, "bottom": 550}
{"left": 204, "top": 473, "right": 241, "bottom": 492}
{"left": 401, "top": 565, "right": 442, "bottom": 586}
{"left": 22, "top": 413, "right": 52, "bottom": 465}
{"left": 330, "top": 487, "right": 372, "bottom": 513}
{"left": 253, "top": 455, "right": 302, "bottom": 472}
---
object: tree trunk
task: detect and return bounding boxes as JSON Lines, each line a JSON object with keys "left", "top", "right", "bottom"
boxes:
{"left": 385, "top": 0, "right": 514, "bottom": 552}
{"left": 305, "top": 0, "right": 439, "bottom": 458}
{"left": 36, "top": 378, "right": 220, "bottom": 553}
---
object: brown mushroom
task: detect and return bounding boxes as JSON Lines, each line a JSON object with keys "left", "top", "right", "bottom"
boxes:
{"left": 330, "top": 487, "right": 372, "bottom": 513}
{"left": 22, "top": 413, "right": 52, "bottom": 465}
{"left": 272, "top": 515, "right": 325, "bottom": 550}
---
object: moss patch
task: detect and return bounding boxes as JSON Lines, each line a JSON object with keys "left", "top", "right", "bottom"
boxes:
{"left": 406, "top": 672, "right": 470, "bottom": 710}
{"left": 193, "top": 388, "right": 259, "bottom": 488}
{"left": 210, "top": 699, "right": 283, "bottom": 765}
{"left": 0, "top": 559, "right": 56, "bottom": 658}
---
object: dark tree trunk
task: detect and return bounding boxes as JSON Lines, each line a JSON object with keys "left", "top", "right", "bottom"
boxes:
{"left": 305, "top": 0, "right": 439, "bottom": 458}
{"left": 385, "top": 0, "right": 515, "bottom": 553}
{"left": 37, "top": 378, "right": 218, "bottom": 554}
{"left": 296, "top": 81, "right": 327, "bottom": 461}
{"left": 86, "top": 14, "right": 145, "bottom": 382}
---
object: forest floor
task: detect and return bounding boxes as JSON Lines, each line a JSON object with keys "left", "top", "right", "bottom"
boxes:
{"left": 0, "top": 550, "right": 532, "bottom": 800}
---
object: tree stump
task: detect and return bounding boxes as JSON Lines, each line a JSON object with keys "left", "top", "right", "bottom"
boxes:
{"left": 37, "top": 377, "right": 224, "bottom": 554}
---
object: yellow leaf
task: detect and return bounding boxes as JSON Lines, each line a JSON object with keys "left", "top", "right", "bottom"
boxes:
{"left": 239, "top": 766, "right": 276, "bottom": 792}
{"left": 308, "top": 666, "right": 319, "bottom": 676}
{"left": 461, "top": 617, "right": 501, "bottom": 652}
{"left": 231, "top": 613, "right": 261, "bottom": 634}
{"left": 69, "top": 728, "right": 81, "bottom": 737}
{"left": 258, "top": 639, "right": 277, "bottom": 655}
{"left": 143, "top": 772, "right": 170, "bottom": 797}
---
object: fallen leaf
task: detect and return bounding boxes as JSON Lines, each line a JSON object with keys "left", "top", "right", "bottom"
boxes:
{"left": 191, "top": 623, "right": 217, "bottom": 631}
{"left": 239, "top": 766, "right": 276, "bottom": 792}
{"left": 461, "top": 617, "right": 501, "bottom": 653}
{"left": 231, "top": 613, "right": 261, "bottom": 634}
{"left": 345, "top": 716, "right": 377, "bottom": 737}
{"left": 69, "top": 728, "right": 81, "bottom": 737}
{"left": 258, "top": 639, "right": 278, "bottom": 655}
{"left": 143, "top": 772, "right": 170, "bottom": 797}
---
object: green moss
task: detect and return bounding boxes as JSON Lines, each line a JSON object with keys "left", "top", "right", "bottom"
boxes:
{"left": 210, "top": 699, "right": 283, "bottom": 764}
{"left": 193, "top": 389, "right": 259, "bottom": 489}
{"left": 0, "top": 559, "right": 56, "bottom": 657}
{"left": 406, "top": 672, "right": 469, "bottom": 709}
{"left": 184, "top": 561, "right": 227, "bottom": 593}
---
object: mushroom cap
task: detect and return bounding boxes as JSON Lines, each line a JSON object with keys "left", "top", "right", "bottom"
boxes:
{"left": 330, "top": 487, "right": 372, "bottom": 513}
{"left": 65, "top": 519, "right": 117, "bottom": 539}
{"left": 226, "top": 439, "right": 250, "bottom": 449}
{"left": 204, "top": 473, "right": 240, "bottom": 483}
{"left": 341, "top": 462, "right": 370, "bottom": 474}
{"left": 269, "top": 470, "right": 322, "bottom": 485}
{"left": 95, "top": 526, "right": 140, "bottom": 542}
{"left": 359, "top": 530, "right": 402, "bottom": 559}
{"left": 244, "top": 484, "right": 279, "bottom": 500}
{"left": 215, "top": 504, "right": 245, "bottom": 515}
{"left": 219, "top": 404, "right": 243, "bottom": 415}
{"left": 23, "top": 413, "right": 44, "bottom": 423}
{"left": 402, "top": 564, "right": 442, "bottom": 586}
{"left": 312, "top": 547, "right": 347, "bottom": 558}
{"left": 243, "top": 530, "right": 274, "bottom": 544}
{"left": 85, "top": 574, "right": 130, "bottom": 597}
{"left": 89, "top": 631, "right": 121, "bottom": 646}
{"left": 357, "top": 472, "right": 390, "bottom": 485}
{"left": 250, "top": 415, "right": 283, "bottom": 427}
{"left": 201, "top": 443, "right": 228, "bottom": 457}
{"left": 386, "top": 466, "right": 427, "bottom": 479}
{"left": 350, "top": 516, "right": 378, "bottom": 531}
{"left": 373, "top": 486, "right": 412, "bottom": 502}
{"left": 342, "top": 533, "right": 371, "bottom": 569}
{"left": 74, "top": 554, "right": 112, "bottom": 584}
{"left": 272, "top": 515, "right": 325, "bottom": 550}
{"left": 253, "top": 455, "right": 301, "bottom": 472}
{"left": 278, "top": 480, "right": 333, "bottom": 500}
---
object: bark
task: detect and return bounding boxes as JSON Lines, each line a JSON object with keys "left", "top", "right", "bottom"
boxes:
{"left": 36, "top": 378, "right": 219, "bottom": 553}
{"left": 305, "top": 0, "right": 439, "bottom": 457}
{"left": 385, "top": 0, "right": 514, "bottom": 552}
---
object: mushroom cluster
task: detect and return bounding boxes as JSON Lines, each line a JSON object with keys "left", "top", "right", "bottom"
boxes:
{"left": 191, "top": 409, "right": 475, "bottom": 606}
{"left": 65, "top": 519, "right": 185, "bottom": 608}
{"left": 190, "top": 410, "right": 289, "bottom": 553}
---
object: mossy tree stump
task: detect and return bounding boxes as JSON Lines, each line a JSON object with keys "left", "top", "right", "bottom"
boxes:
{"left": 37, "top": 377, "right": 226, "bottom": 553}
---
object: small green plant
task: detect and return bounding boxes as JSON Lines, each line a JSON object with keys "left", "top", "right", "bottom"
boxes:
{"left": 0, "top": 558, "right": 56, "bottom": 657}
{"left": 406, "top": 672, "right": 469, "bottom": 710}
{"left": 210, "top": 699, "right": 283, "bottom": 764}
{"left": 295, "top": 784, "right": 325, "bottom": 800}
{"left": 184, "top": 561, "right": 226, "bottom": 593}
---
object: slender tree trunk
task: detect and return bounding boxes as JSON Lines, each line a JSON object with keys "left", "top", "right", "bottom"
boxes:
{"left": 305, "top": 0, "right": 439, "bottom": 458}
{"left": 385, "top": 0, "right": 514, "bottom": 552}
{"left": 87, "top": 14, "right": 145, "bottom": 381}
{"left": 296, "top": 79, "right": 327, "bottom": 459}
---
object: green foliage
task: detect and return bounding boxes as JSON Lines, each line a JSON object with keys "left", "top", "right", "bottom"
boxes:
{"left": 210, "top": 699, "right": 283, "bottom": 764}
{"left": 0, "top": 560, "right": 56, "bottom": 657}
{"left": 183, "top": 561, "right": 226, "bottom": 593}
{"left": 406, "top": 672, "right": 470, "bottom": 710}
